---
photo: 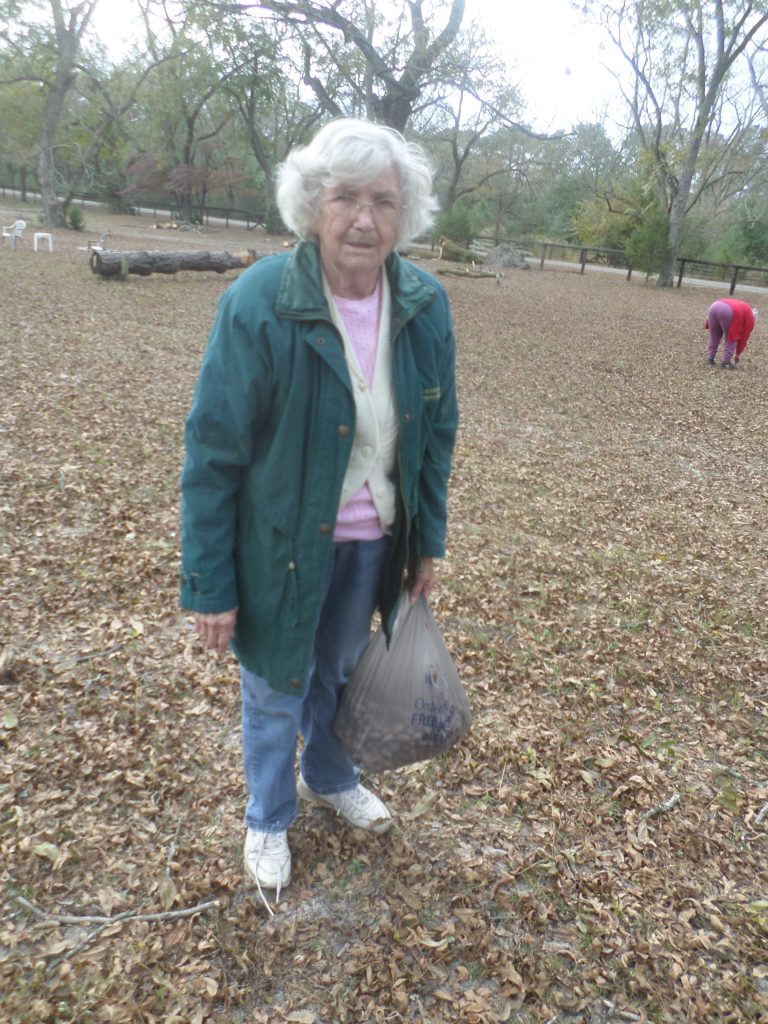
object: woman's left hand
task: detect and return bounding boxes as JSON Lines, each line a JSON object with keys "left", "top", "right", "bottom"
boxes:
{"left": 406, "top": 556, "right": 436, "bottom": 603}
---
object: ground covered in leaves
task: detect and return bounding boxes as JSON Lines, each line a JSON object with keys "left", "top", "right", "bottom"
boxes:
{"left": 1, "top": 205, "right": 766, "bottom": 1024}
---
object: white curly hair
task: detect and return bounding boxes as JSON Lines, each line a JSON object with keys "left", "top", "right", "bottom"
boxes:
{"left": 276, "top": 118, "right": 438, "bottom": 248}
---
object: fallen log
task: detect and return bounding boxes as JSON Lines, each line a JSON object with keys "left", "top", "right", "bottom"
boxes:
{"left": 90, "top": 248, "right": 259, "bottom": 277}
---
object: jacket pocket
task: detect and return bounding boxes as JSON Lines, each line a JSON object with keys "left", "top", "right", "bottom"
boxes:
{"left": 236, "top": 515, "right": 299, "bottom": 649}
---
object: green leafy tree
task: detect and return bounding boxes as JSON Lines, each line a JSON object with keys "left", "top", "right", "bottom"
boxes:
{"left": 195, "top": 7, "right": 322, "bottom": 231}
{"left": 0, "top": 80, "right": 44, "bottom": 198}
{"left": 0, "top": 0, "right": 102, "bottom": 226}
{"left": 129, "top": 3, "right": 238, "bottom": 221}
{"left": 624, "top": 205, "right": 669, "bottom": 274}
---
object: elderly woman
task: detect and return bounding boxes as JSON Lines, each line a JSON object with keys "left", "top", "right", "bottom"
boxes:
{"left": 180, "top": 119, "right": 458, "bottom": 904}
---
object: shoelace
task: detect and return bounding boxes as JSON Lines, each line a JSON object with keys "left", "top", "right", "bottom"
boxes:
{"left": 248, "top": 834, "right": 285, "bottom": 917}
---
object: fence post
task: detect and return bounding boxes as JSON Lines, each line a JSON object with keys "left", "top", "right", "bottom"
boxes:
{"left": 580, "top": 248, "right": 587, "bottom": 274}
{"left": 539, "top": 244, "right": 547, "bottom": 271}
{"left": 676, "top": 259, "right": 687, "bottom": 288}
{"left": 729, "top": 267, "right": 739, "bottom": 295}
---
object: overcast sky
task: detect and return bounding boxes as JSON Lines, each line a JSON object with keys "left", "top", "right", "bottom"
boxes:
{"left": 464, "top": 0, "right": 623, "bottom": 131}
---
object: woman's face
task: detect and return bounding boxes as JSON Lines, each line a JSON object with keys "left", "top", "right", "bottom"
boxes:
{"left": 315, "top": 166, "right": 401, "bottom": 298}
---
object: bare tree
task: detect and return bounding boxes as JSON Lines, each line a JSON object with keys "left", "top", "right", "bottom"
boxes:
{"left": 204, "top": 0, "right": 466, "bottom": 132}
{"left": 748, "top": 38, "right": 768, "bottom": 118}
{"left": 590, "top": 0, "right": 768, "bottom": 286}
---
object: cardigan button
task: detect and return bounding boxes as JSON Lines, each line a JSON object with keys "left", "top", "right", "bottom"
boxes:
{"left": 319, "top": 523, "right": 331, "bottom": 535}
{"left": 290, "top": 678, "right": 302, "bottom": 690}
{"left": 287, "top": 560, "right": 296, "bottom": 571}
{"left": 337, "top": 424, "right": 350, "bottom": 437}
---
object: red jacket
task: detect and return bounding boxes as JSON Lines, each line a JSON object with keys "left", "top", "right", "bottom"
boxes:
{"left": 719, "top": 300, "right": 755, "bottom": 342}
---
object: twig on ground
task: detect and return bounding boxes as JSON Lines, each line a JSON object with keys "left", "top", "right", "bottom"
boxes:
{"left": 167, "top": 816, "right": 183, "bottom": 866}
{"left": 602, "top": 998, "right": 645, "bottom": 1022}
{"left": 711, "top": 761, "right": 746, "bottom": 781}
{"left": 47, "top": 912, "right": 138, "bottom": 971}
{"left": 640, "top": 793, "right": 681, "bottom": 821}
{"left": 754, "top": 801, "right": 768, "bottom": 825}
{"left": 15, "top": 894, "right": 220, "bottom": 973}
{"left": 16, "top": 893, "right": 219, "bottom": 926}
{"left": 74, "top": 644, "right": 127, "bottom": 665}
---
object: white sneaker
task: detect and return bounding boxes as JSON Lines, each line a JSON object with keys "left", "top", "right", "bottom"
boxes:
{"left": 298, "top": 774, "right": 393, "bottom": 833}
{"left": 244, "top": 829, "right": 291, "bottom": 913}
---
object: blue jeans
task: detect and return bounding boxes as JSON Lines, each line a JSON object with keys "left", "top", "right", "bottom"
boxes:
{"left": 240, "top": 537, "right": 391, "bottom": 832}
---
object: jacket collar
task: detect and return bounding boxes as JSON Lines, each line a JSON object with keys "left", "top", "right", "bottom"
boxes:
{"left": 274, "top": 240, "right": 437, "bottom": 329}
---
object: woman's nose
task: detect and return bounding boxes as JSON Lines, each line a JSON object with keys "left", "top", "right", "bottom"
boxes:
{"left": 351, "top": 202, "right": 376, "bottom": 227}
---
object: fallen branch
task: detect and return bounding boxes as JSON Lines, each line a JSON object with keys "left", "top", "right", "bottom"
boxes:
{"left": 16, "top": 893, "right": 219, "bottom": 927}
{"left": 601, "top": 1001, "right": 643, "bottom": 1023}
{"left": 640, "top": 792, "right": 681, "bottom": 821}
{"left": 755, "top": 802, "right": 768, "bottom": 825}
{"left": 711, "top": 761, "right": 746, "bottom": 781}
{"left": 16, "top": 893, "right": 220, "bottom": 972}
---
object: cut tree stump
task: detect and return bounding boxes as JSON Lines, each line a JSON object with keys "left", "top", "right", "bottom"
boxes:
{"left": 89, "top": 248, "right": 259, "bottom": 277}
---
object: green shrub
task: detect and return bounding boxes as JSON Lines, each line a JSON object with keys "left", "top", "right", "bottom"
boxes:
{"left": 436, "top": 202, "right": 481, "bottom": 247}
{"left": 67, "top": 206, "right": 85, "bottom": 232}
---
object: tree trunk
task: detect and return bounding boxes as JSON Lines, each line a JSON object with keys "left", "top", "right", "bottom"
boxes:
{"left": 656, "top": 131, "right": 704, "bottom": 287}
{"left": 39, "top": 87, "right": 69, "bottom": 227}
{"left": 38, "top": 0, "right": 100, "bottom": 228}
{"left": 90, "top": 249, "right": 259, "bottom": 277}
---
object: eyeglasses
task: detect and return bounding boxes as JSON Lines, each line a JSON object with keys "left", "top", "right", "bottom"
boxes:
{"left": 324, "top": 193, "right": 400, "bottom": 221}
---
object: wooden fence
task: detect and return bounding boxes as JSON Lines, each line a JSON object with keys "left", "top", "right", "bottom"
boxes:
{"left": 3, "top": 184, "right": 766, "bottom": 293}
{"left": 474, "top": 237, "right": 768, "bottom": 295}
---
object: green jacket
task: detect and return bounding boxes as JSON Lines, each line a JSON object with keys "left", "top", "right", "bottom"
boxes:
{"left": 180, "top": 241, "right": 458, "bottom": 695}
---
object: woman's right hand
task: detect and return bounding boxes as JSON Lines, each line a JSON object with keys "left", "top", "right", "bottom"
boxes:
{"left": 193, "top": 609, "right": 238, "bottom": 654}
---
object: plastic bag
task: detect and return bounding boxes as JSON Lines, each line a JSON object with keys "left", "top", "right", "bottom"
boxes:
{"left": 333, "top": 595, "right": 471, "bottom": 772}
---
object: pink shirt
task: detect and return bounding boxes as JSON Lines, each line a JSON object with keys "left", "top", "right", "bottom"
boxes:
{"left": 333, "top": 282, "right": 386, "bottom": 542}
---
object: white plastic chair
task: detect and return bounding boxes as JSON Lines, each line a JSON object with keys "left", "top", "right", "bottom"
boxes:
{"left": 2, "top": 219, "right": 26, "bottom": 248}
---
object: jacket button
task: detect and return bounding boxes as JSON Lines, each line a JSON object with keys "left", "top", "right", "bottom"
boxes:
{"left": 316, "top": 337, "right": 325, "bottom": 346}
{"left": 404, "top": 412, "right": 412, "bottom": 422}
{"left": 287, "top": 560, "right": 296, "bottom": 571}
{"left": 319, "top": 523, "right": 331, "bottom": 535}
{"left": 337, "top": 424, "right": 350, "bottom": 437}
{"left": 290, "top": 678, "right": 301, "bottom": 689}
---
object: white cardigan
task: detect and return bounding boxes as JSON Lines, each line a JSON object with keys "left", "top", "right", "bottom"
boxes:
{"left": 323, "top": 272, "right": 398, "bottom": 532}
